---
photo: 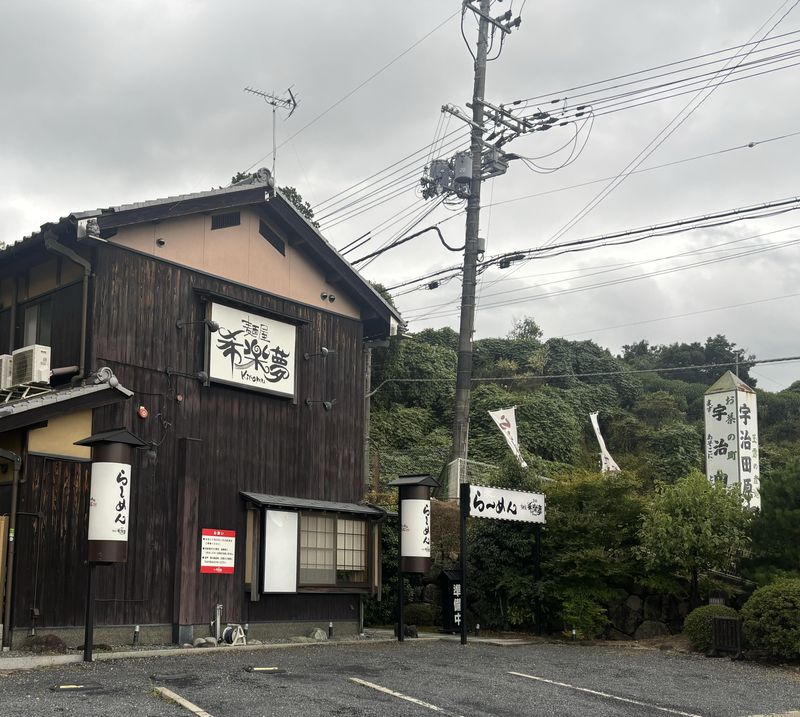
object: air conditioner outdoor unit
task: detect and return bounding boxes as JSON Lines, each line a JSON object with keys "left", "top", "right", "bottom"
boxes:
{"left": 11, "top": 344, "right": 51, "bottom": 386}
{"left": 0, "top": 355, "right": 12, "bottom": 390}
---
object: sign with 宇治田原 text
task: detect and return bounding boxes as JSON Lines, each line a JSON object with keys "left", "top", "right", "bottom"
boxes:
{"left": 200, "top": 528, "right": 236, "bottom": 574}
{"left": 209, "top": 303, "right": 296, "bottom": 398}
{"left": 468, "top": 485, "right": 545, "bottom": 523}
{"left": 704, "top": 371, "right": 760, "bottom": 510}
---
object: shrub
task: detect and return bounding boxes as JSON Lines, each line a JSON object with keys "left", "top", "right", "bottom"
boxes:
{"left": 683, "top": 604, "right": 738, "bottom": 652}
{"left": 742, "top": 579, "right": 800, "bottom": 659}
{"left": 403, "top": 602, "right": 438, "bottom": 627}
{"left": 562, "top": 593, "right": 609, "bottom": 640}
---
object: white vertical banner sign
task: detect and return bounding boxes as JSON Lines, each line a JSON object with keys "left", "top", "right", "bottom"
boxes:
{"left": 88, "top": 462, "right": 131, "bottom": 542}
{"left": 589, "top": 412, "right": 620, "bottom": 473}
{"left": 704, "top": 372, "right": 760, "bottom": 509}
{"left": 400, "top": 499, "right": 431, "bottom": 558}
{"left": 488, "top": 407, "right": 528, "bottom": 469}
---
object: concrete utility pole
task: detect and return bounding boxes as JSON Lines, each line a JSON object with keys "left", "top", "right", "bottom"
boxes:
{"left": 451, "top": 0, "right": 491, "bottom": 490}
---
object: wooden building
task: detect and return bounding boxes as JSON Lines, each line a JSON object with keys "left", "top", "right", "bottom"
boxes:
{"left": 0, "top": 172, "right": 401, "bottom": 646}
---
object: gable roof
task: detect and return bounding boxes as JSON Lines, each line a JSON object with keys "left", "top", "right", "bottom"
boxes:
{"left": 2, "top": 171, "right": 402, "bottom": 336}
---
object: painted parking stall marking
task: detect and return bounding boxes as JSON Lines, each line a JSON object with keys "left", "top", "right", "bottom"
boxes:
{"left": 350, "top": 677, "right": 465, "bottom": 716}
{"left": 152, "top": 686, "right": 214, "bottom": 717}
{"left": 509, "top": 672, "right": 704, "bottom": 717}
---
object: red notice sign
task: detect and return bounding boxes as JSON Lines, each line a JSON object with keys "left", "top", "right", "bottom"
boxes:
{"left": 200, "top": 528, "right": 236, "bottom": 574}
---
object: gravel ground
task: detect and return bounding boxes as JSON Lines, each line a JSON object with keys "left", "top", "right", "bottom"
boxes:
{"left": 1, "top": 638, "right": 799, "bottom": 716}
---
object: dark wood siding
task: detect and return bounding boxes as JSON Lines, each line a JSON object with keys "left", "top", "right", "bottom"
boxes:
{"left": 79, "top": 244, "right": 366, "bottom": 626}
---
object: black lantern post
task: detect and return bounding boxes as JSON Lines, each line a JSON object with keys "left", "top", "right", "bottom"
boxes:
{"left": 388, "top": 474, "right": 438, "bottom": 642}
{"left": 74, "top": 428, "right": 146, "bottom": 661}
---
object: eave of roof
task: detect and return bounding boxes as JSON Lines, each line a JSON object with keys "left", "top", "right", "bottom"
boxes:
{"left": 240, "top": 491, "right": 387, "bottom": 518}
{"left": 69, "top": 179, "right": 402, "bottom": 328}
{"left": 0, "top": 369, "right": 133, "bottom": 433}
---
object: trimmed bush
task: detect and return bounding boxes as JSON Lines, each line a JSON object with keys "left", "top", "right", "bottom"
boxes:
{"left": 742, "top": 579, "right": 800, "bottom": 659}
{"left": 683, "top": 604, "right": 738, "bottom": 652}
{"left": 403, "top": 602, "right": 437, "bottom": 626}
{"left": 562, "top": 594, "right": 609, "bottom": 640}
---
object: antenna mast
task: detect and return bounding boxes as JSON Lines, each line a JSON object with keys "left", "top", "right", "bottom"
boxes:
{"left": 244, "top": 86, "right": 298, "bottom": 184}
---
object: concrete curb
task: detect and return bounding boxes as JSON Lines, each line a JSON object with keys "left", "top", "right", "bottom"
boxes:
{"left": 0, "top": 635, "right": 399, "bottom": 672}
{"left": 0, "top": 632, "right": 536, "bottom": 672}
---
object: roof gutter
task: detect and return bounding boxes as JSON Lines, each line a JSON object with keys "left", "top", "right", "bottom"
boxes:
{"left": 43, "top": 232, "right": 91, "bottom": 381}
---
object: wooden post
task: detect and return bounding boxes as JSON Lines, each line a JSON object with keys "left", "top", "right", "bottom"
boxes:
{"left": 534, "top": 523, "right": 542, "bottom": 636}
{"left": 173, "top": 437, "right": 202, "bottom": 645}
{"left": 397, "top": 497, "right": 404, "bottom": 643}
{"left": 83, "top": 563, "right": 95, "bottom": 662}
{"left": 459, "top": 482, "right": 469, "bottom": 645}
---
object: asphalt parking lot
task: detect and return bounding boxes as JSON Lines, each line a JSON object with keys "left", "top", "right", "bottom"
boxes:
{"left": 1, "top": 638, "right": 799, "bottom": 717}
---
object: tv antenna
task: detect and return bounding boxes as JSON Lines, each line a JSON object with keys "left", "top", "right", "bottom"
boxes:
{"left": 244, "top": 86, "right": 298, "bottom": 184}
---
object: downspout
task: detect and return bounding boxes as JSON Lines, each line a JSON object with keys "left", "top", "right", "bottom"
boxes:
{"left": 8, "top": 276, "right": 17, "bottom": 352}
{"left": 43, "top": 232, "right": 91, "bottom": 381}
{"left": 1, "top": 448, "right": 22, "bottom": 651}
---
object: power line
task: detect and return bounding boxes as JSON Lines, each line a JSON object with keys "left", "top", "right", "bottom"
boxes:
{"left": 368, "top": 354, "right": 800, "bottom": 394}
{"left": 540, "top": 0, "right": 800, "bottom": 251}
{"left": 242, "top": 8, "right": 461, "bottom": 174}
{"left": 386, "top": 192, "right": 800, "bottom": 293}
{"left": 512, "top": 28, "right": 800, "bottom": 106}
{"left": 403, "top": 224, "right": 800, "bottom": 321}
{"left": 559, "top": 291, "right": 800, "bottom": 338}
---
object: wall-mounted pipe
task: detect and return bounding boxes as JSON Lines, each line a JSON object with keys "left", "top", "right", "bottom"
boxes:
{"left": 43, "top": 233, "right": 91, "bottom": 381}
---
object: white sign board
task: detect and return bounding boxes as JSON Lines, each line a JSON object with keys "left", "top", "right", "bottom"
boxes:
{"left": 209, "top": 303, "right": 296, "bottom": 397}
{"left": 200, "top": 528, "right": 236, "bottom": 574}
{"left": 400, "top": 499, "right": 431, "bottom": 557}
{"left": 469, "top": 485, "right": 545, "bottom": 523}
{"left": 263, "top": 510, "right": 298, "bottom": 593}
{"left": 88, "top": 462, "right": 131, "bottom": 541}
{"left": 704, "top": 386, "right": 761, "bottom": 509}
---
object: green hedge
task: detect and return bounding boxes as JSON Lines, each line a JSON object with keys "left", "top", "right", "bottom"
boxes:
{"left": 742, "top": 579, "right": 800, "bottom": 659}
{"left": 403, "top": 602, "right": 438, "bottom": 627}
{"left": 683, "top": 604, "right": 738, "bottom": 652}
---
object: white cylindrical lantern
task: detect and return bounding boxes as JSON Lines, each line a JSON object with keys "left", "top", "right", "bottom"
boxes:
{"left": 88, "top": 462, "right": 131, "bottom": 542}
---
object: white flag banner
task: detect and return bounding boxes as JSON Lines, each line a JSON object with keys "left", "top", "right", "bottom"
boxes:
{"left": 590, "top": 412, "right": 620, "bottom": 473}
{"left": 488, "top": 407, "right": 528, "bottom": 469}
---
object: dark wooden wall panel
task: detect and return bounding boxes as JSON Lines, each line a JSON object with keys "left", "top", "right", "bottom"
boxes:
{"left": 61, "top": 244, "right": 369, "bottom": 627}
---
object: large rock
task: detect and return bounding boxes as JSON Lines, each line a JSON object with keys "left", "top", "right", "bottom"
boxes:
{"left": 634, "top": 620, "right": 670, "bottom": 640}
{"left": 625, "top": 595, "right": 643, "bottom": 613}
{"left": 309, "top": 627, "right": 328, "bottom": 641}
{"left": 643, "top": 595, "right": 662, "bottom": 621}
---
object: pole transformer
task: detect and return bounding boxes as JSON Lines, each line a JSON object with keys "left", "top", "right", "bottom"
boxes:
{"left": 451, "top": 0, "right": 491, "bottom": 490}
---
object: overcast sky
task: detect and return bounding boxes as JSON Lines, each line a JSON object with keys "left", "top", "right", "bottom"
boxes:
{"left": 2, "top": 0, "right": 799, "bottom": 389}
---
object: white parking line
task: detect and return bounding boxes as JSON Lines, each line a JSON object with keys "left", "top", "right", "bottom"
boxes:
{"left": 509, "top": 671, "right": 704, "bottom": 717}
{"left": 350, "top": 677, "right": 464, "bottom": 716}
{"left": 152, "top": 686, "right": 214, "bottom": 717}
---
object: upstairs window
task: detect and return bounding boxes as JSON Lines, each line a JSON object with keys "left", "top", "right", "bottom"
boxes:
{"left": 23, "top": 300, "right": 51, "bottom": 346}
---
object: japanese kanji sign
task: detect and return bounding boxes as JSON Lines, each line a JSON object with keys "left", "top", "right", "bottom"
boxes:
{"left": 704, "top": 371, "right": 760, "bottom": 510}
{"left": 209, "top": 303, "right": 296, "bottom": 397}
{"left": 468, "top": 485, "right": 545, "bottom": 524}
{"left": 88, "top": 462, "right": 131, "bottom": 542}
{"left": 200, "top": 528, "right": 236, "bottom": 574}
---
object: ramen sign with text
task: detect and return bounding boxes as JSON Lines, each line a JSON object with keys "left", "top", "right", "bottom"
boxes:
{"left": 209, "top": 303, "right": 296, "bottom": 398}
{"left": 468, "top": 485, "right": 546, "bottom": 524}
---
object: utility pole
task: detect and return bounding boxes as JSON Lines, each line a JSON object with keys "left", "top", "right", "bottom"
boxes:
{"left": 451, "top": 0, "right": 491, "bottom": 494}
{"left": 418, "top": 3, "right": 522, "bottom": 497}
